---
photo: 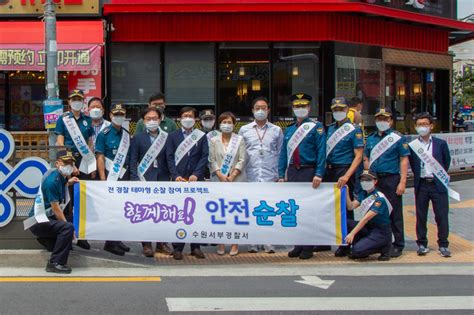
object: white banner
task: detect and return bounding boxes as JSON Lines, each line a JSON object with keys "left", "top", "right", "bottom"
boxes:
{"left": 73, "top": 181, "right": 347, "bottom": 245}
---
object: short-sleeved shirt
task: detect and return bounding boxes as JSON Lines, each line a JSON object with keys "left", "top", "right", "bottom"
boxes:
{"left": 357, "top": 189, "right": 391, "bottom": 226}
{"left": 54, "top": 112, "right": 93, "bottom": 152}
{"left": 134, "top": 116, "right": 178, "bottom": 135}
{"left": 95, "top": 125, "right": 130, "bottom": 167}
{"left": 326, "top": 120, "right": 364, "bottom": 165}
{"left": 28, "top": 169, "right": 67, "bottom": 218}
{"left": 364, "top": 128, "right": 410, "bottom": 174}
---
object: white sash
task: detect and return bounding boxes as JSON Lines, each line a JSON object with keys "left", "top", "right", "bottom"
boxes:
{"left": 409, "top": 138, "right": 461, "bottom": 201}
{"left": 354, "top": 191, "right": 393, "bottom": 219}
{"left": 369, "top": 132, "right": 402, "bottom": 167}
{"left": 220, "top": 134, "right": 243, "bottom": 177}
{"left": 326, "top": 122, "right": 355, "bottom": 156}
{"left": 207, "top": 130, "right": 221, "bottom": 142}
{"left": 107, "top": 129, "right": 130, "bottom": 181}
{"left": 63, "top": 115, "right": 97, "bottom": 174}
{"left": 23, "top": 171, "right": 70, "bottom": 230}
{"left": 137, "top": 130, "right": 168, "bottom": 181}
{"left": 287, "top": 122, "right": 316, "bottom": 166}
{"left": 174, "top": 129, "right": 206, "bottom": 166}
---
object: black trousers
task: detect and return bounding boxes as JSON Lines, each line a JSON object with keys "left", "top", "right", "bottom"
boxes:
{"left": 347, "top": 220, "right": 391, "bottom": 258}
{"left": 376, "top": 173, "right": 404, "bottom": 249}
{"left": 30, "top": 220, "right": 74, "bottom": 265}
{"left": 172, "top": 243, "right": 201, "bottom": 252}
{"left": 324, "top": 166, "right": 355, "bottom": 220}
{"left": 287, "top": 165, "right": 316, "bottom": 253}
{"left": 415, "top": 180, "right": 449, "bottom": 248}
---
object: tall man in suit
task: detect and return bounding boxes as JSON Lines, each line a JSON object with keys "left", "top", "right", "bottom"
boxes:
{"left": 408, "top": 113, "right": 452, "bottom": 258}
{"left": 166, "top": 106, "right": 209, "bottom": 260}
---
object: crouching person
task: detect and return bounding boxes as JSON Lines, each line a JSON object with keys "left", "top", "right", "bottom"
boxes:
{"left": 342, "top": 170, "right": 392, "bottom": 261}
{"left": 27, "top": 150, "right": 79, "bottom": 274}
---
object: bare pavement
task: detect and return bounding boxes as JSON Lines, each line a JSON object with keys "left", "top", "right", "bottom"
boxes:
{"left": 0, "top": 179, "right": 473, "bottom": 314}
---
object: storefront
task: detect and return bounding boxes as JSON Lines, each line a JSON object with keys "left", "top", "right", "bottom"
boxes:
{"left": 107, "top": 1, "right": 472, "bottom": 132}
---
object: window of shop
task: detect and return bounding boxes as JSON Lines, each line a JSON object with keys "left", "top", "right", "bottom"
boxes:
{"left": 217, "top": 42, "right": 270, "bottom": 118}
{"left": 272, "top": 42, "right": 320, "bottom": 119}
{"left": 164, "top": 43, "right": 215, "bottom": 108}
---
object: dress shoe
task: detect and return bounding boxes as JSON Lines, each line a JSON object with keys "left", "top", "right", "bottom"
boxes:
{"left": 390, "top": 246, "right": 403, "bottom": 258}
{"left": 46, "top": 261, "right": 71, "bottom": 274}
{"left": 264, "top": 245, "right": 275, "bottom": 254}
{"left": 76, "top": 240, "right": 91, "bottom": 250}
{"left": 191, "top": 248, "right": 205, "bottom": 259}
{"left": 417, "top": 245, "right": 429, "bottom": 256}
{"left": 156, "top": 242, "right": 173, "bottom": 255}
{"left": 117, "top": 241, "right": 130, "bottom": 252}
{"left": 299, "top": 250, "right": 314, "bottom": 260}
{"left": 334, "top": 246, "right": 350, "bottom": 257}
{"left": 142, "top": 244, "right": 154, "bottom": 257}
{"left": 248, "top": 245, "right": 258, "bottom": 253}
{"left": 377, "top": 253, "right": 390, "bottom": 261}
{"left": 37, "top": 237, "right": 55, "bottom": 252}
{"left": 313, "top": 245, "right": 331, "bottom": 252}
{"left": 173, "top": 250, "right": 183, "bottom": 260}
{"left": 229, "top": 244, "right": 239, "bottom": 256}
{"left": 288, "top": 246, "right": 303, "bottom": 258}
{"left": 439, "top": 247, "right": 451, "bottom": 258}
{"left": 104, "top": 243, "right": 125, "bottom": 256}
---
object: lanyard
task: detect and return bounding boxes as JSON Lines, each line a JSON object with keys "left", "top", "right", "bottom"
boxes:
{"left": 254, "top": 124, "right": 268, "bottom": 146}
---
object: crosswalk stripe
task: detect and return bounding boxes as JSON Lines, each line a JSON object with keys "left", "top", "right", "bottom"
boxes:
{"left": 166, "top": 296, "right": 474, "bottom": 312}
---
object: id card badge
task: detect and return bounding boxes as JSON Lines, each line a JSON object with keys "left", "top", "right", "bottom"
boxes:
{"left": 153, "top": 160, "right": 158, "bottom": 168}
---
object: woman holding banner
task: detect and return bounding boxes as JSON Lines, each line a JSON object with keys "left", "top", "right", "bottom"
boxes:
{"left": 209, "top": 112, "right": 247, "bottom": 256}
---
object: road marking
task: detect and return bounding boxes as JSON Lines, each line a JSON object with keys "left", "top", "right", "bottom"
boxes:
{"left": 0, "top": 276, "right": 161, "bottom": 283}
{"left": 166, "top": 296, "right": 474, "bottom": 312}
{"left": 294, "top": 276, "right": 334, "bottom": 289}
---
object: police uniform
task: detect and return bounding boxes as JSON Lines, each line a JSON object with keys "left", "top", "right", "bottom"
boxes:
{"left": 364, "top": 108, "right": 410, "bottom": 255}
{"left": 278, "top": 93, "right": 326, "bottom": 259}
{"left": 95, "top": 104, "right": 131, "bottom": 255}
{"left": 29, "top": 150, "right": 76, "bottom": 273}
{"left": 346, "top": 171, "right": 392, "bottom": 260}
{"left": 325, "top": 97, "right": 364, "bottom": 220}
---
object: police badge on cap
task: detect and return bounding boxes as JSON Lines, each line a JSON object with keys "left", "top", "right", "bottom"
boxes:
{"left": 290, "top": 93, "right": 312, "bottom": 106}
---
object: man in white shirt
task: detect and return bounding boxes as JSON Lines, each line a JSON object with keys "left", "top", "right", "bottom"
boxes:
{"left": 239, "top": 96, "right": 284, "bottom": 254}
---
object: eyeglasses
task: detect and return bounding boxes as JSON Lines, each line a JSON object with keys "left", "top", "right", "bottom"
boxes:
{"left": 144, "top": 117, "right": 160, "bottom": 122}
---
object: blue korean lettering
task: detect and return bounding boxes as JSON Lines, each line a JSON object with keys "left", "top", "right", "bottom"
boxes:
{"left": 252, "top": 201, "right": 277, "bottom": 226}
{"left": 205, "top": 199, "right": 227, "bottom": 224}
{"left": 228, "top": 199, "right": 250, "bottom": 225}
{"left": 275, "top": 199, "right": 300, "bottom": 227}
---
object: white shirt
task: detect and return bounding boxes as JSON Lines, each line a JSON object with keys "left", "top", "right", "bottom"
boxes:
{"left": 420, "top": 136, "right": 433, "bottom": 178}
{"left": 238, "top": 120, "right": 283, "bottom": 182}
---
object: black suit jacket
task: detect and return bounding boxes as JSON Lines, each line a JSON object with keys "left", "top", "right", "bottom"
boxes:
{"left": 130, "top": 131, "right": 170, "bottom": 181}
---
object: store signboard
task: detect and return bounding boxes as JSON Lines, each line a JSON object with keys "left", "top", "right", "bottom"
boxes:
{"left": 0, "top": 0, "right": 99, "bottom": 16}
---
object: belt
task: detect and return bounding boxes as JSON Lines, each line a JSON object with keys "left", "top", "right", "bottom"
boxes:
{"left": 376, "top": 172, "right": 398, "bottom": 177}
{"left": 421, "top": 178, "right": 435, "bottom": 183}
{"left": 327, "top": 164, "right": 351, "bottom": 169}
{"left": 289, "top": 164, "right": 315, "bottom": 170}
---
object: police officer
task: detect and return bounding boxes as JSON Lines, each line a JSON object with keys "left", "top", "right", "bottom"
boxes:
{"left": 95, "top": 104, "right": 131, "bottom": 256}
{"left": 54, "top": 89, "right": 93, "bottom": 250}
{"left": 28, "top": 150, "right": 79, "bottom": 273}
{"left": 364, "top": 107, "right": 410, "bottom": 258}
{"left": 343, "top": 170, "right": 392, "bottom": 261}
{"left": 278, "top": 93, "right": 326, "bottom": 260}
{"left": 325, "top": 97, "right": 364, "bottom": 256}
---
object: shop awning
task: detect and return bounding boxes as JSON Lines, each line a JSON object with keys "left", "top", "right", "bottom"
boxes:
{"left": 0, "top": 21, "right": 104, "bottom": 71}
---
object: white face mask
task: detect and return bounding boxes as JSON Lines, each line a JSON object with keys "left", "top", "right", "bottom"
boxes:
{"left": 59, "top": 165, "right": 74, "bottom": 177}
{"left": 112, "top": 115, "right": 125, "bottom": 126}
{"left": 293, "top": 107, "right": 309, "bottom": 118}
{"left": 253, "top": 109, "right": 268, "bottom": 121}
{"left": 70, "top": 101, "right": 84, "bottom": 112}
{"left": 89, "top": 108, "right": 103, "bottom": 120}
{"left": 220, "top": 123, "right": 234, "bottom": 134}
{"left": 376, "top": 121, "right": 390, "bottom": 132}
{"left": 333, "top": 111, "right": 347, "bottom": 122}
{"left": 145, "top": 121, "right": 160, "bottom": 132}
{"left": 360, "top": 180, "right": 375, "bottom": 191}
{"left": 181, "top": 117, "right": 195, "bottom": 129}
{"left": 202, "top": 120, "right": 215, "bottom": 130}
{"left": 415, "top": 126, "right": 430, "bottom": 137}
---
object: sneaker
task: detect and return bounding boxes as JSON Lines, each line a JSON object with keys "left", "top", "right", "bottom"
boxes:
{"left": 46, "top": 261, "right": 72, "bottom": 274}
{"left": 417, "top": 245, "right": 429, "bottom": 256}
{"left": 439, "top": 247, "right": 451, "bottom": 258}
{"left": 248, "top": 245, "right": 258, "bottom": 253}
{"left": 264, "top": 245, "right": 275, "bottom": 254}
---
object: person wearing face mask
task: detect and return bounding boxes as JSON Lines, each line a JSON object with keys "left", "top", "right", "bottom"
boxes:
{"left": 88, "top": 97, "right": 111, "bottom": 148}
{"left": 134, "top": 93, "right": 178, "bottom": 135}
{"left": 130, "top": 107, "right": 173, "bottom": 258}
{"left": 200, "top": 109, "right": 219, "bottom": 182}
{"left": 166, "top": 106, "right": 209, "bottom": 260}
{"left": 363, "top": 107, "right": 410, "bottom": 258}
{"left": 54, "top": 90, "right": 94, "bottom": 250}
{"left": 278, "top": 93, "right": 326, "bottom": 260}
{"left": 27, "top": 150, "right": 80, "bottom": 273}
{"left": 95, "top": 104, "right": 131, "bottom": 256}
{"left": 239, "top": 96, "right": 283, "bottom": 254}
{"left": 341, "top": 170, "right": 392, "bottom": 261}
{"left": 209, "top": 112, "right": 246, "bottom": 256}
{"left": 324, "top": 97, "right": 364, "bottom": 257}
{"left": 408, "top": 113, "right": 453, "bottom": 258}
